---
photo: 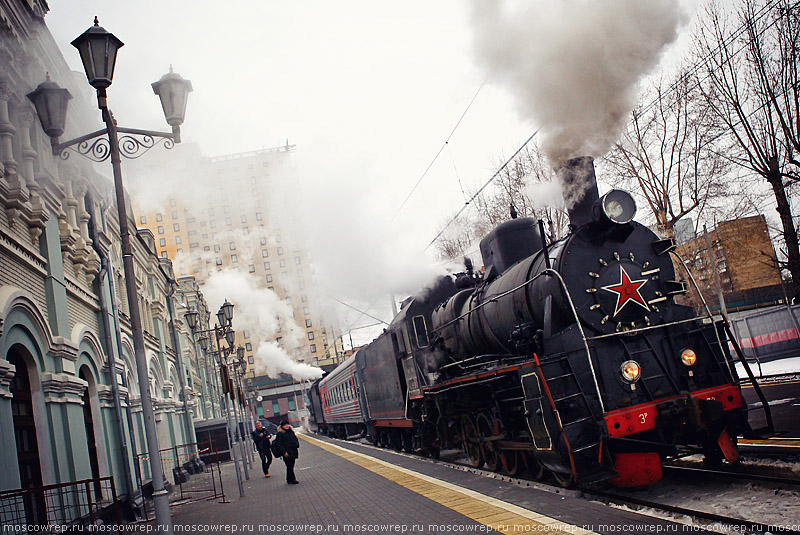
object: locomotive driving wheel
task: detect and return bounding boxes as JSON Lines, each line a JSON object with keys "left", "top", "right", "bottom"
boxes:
{"left": 500, "top": 449, "right": 522, "bottom": 477}
{"left": 476, "top": 411, "right": 501, "bottom": 472}
{"left": 460, "top": 415, "right": 483, "bottom": 468}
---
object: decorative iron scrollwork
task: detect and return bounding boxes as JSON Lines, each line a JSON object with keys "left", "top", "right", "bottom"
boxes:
{"left": 58, "top": 131, "right": 175, "bottom": 162}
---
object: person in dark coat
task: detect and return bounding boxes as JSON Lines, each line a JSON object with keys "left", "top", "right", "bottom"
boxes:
{"left": 251, "top": 421, "right": 272, "bottom": 477}
{"left": 271, "top": 420, "right": 300, "bottom": 484}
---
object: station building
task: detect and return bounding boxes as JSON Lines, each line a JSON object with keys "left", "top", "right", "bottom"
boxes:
{"left": 676, "top": 215, "right": 789, "bottom": 313}
{"left": 0, "top": 0, "right": 216, "bottom": 500}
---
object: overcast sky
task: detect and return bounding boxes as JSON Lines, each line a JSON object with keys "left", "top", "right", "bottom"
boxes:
{"left": 44, "top": 0, "right": 700, "bottom": 346}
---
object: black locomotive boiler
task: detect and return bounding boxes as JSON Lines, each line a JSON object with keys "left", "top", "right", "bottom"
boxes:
{"left": 309, "top": 156, "right": 768, "bottom": 487}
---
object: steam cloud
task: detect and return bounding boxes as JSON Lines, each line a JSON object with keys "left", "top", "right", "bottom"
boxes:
{"left": 202, "top": 269, "right": 323, "bottom": 380}
{"left": 469, "top": 0, "right": 686, "bottom": 163}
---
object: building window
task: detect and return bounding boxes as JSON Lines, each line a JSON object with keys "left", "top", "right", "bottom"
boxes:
{"left": 161, "top": 251, "right": 168, "bottom": 258}
{"left": 225, "top": 218, "right": 232, "bottom": 226}
{"left": 177, "top": 248, "right": 183, "bottom": 254}
{"left": 229, "top": 242, "right": 236, "bottom": 250}
{"left": 210, "top": 221, "right": 217, "bottom": 228}
{"left": 241, "top": 215, "right": 247, "bottom": 223}
{"left": 295, "top": 257, "right": 301, "bottom": 265}
{"left": 159, "top": 238, "right": 166, "bottom": 246}
{"left": 214, "top": 244, "right": 220, "bottom": 252}
{"left": 305, "top": 319, "right": 312, "bottom": 328}
{"left": 277, "top": 247, "right": 284, "bottom": 255}
{"left": 248, "top": 356, "right": 254, "bottom": 364}
{"left": 246, "top": 342, "right": 252, "bottom": 351}
{"left": 264, "top": 261, "right": 270, "bottom": 270}
{"left": 157, "top": 226, "right": 164, "bottom": 234}
{"left": 208, "top": 208, "right": 214, "bottom": 216}
{"left": 140, "top": 216, "right": 147, "bottom": 224}
{"left": 256, "top": 213, "right": 263, "bottom": 221}
{"left": 262, "top": 249, "right": 269, "bottom": 258}
{"left": 260, "top": 237, "right": 267, "bottom": 246}
{"left": 255, "top": 201, "right": 261, "bottom": 209}
{"left": 307, "top": 332, "right": 314, "bottom": 340}
{"left": 173, "top": 223, "right": 180, "bottom": 231}
{"left": 310, "top": 344, "right": 316, "bottom": 353}
{"left": 156, "top": 213, "right": 163, "bottom": 222}
{"left": 224, "top": 206, "right": 230, "bottom": 214}
{"left": 216, "top": 257, "right": 222, "bottom": 266}
{"left": 272, "top": 400, "right": 279, "bottom": 414}
{"left": 231, "top": 254, "right": 238, "bottom": 263}
{"left": 279, "top": 259, "right": 286, "bottom": 268}
{"left": 288, "top": 399, "right": 296, "bottom": 411}
{"left": 303, "top": 307, "right": 310, "bottom": 315}
{"left": 266, "top": 274, "right": 273, "bottom": 282}
{"left": 175, "top": 236, "right": 182, "bottom": 244}
{"left": 301, "top": 294, "right": 308, "bottom": 303}
{"left": 172, "top": 210, "right": 178, "bottom": 219}
{"left": 169, "top": 198, "right": 176, "bottom": 207}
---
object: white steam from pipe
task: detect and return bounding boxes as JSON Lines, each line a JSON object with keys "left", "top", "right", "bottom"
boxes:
{"left": 469, "top": 0, "right": 686, "bottom": 163}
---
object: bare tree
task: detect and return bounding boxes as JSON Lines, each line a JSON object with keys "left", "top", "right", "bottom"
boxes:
{"left": 603, "top": 69, "right": 731, "bottom": 239}
{"left": 434, "top": 143, "right": 569, "bottom": 261}
{"left": 695, "top": 0, "right": 800, "bottom": 296}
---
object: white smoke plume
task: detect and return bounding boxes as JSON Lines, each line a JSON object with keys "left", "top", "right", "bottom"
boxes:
{"left": 469, "top": 0, "right": 686, "bottom": 164}
{"left": 201, "top": 268, "right": 323, "bottom": 380}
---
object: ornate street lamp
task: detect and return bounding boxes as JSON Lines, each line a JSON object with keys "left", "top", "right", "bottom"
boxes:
{"left": 26, "top": 75, "right": 71, "bottom": 139}
{"left": 152, "top": 66, "right": 192, "bottom": 143}
{"left": 198, "top": 336, "right": 208, "bottom": 352}
{"left": 70, "top": 17, "right": 124, "bottom": 90}
{"left": 225, "top": 329, "right": 236, "bottom": 347}
{"left": 184, "top": 310, "right": 199, "bottom": 331}
{"left": 26, "top": 19, "right": 192, "bottom": 535}
{"left": 236, "top": 346, "right": 245, "bottom": 363}
{"left": 220, "top": 300, "right": 234, "bottom": 325}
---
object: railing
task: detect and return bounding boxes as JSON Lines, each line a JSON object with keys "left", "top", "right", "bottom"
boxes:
{"left": 134, "top": 440, "right": 225, "bottom": 520}
{"left": 0, "top": 476, "right": 120, "bottom": 530}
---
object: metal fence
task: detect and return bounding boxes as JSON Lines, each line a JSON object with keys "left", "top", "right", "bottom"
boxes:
{"left": 134, "top": 440, "right": 224, "bottom": 520}
{"left": 0, "top": 476, "right": 120, "bottom": 530}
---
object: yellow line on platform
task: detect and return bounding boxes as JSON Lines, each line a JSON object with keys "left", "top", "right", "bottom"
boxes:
{"left": 300, "top": 433, "right": 597, "bottom": 535}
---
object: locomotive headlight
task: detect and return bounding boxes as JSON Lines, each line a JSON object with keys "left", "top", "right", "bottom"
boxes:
{"left": 620, "top": 360, "right": 641, "bottom": 383}
{"left": 600, "top": 190, "right": 637, "bottom": 224}
{"left": 680, "top": 348, "right": 697, "bottom": 367}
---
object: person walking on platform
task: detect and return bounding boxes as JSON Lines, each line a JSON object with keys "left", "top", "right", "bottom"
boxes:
{"left": 251, "top": 421, "right": 273, "bottom": 478}
{"left": 271, "top": 420, "right": 300, "bottom": 484}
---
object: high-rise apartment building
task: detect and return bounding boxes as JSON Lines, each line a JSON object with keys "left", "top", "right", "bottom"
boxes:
{"left": 136, "top": 144, "right": 339, "bottom": 374}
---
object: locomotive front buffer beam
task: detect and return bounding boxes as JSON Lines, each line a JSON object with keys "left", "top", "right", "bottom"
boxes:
{"left": 602, "top": 385, "right": 744, "bottom": 486}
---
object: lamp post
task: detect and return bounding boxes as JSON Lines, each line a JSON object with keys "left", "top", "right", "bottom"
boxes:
{"left": 232, "top": 348, "right": 253, "bottom": 467}
{"left": 184, "top": 302, "right": 246, "bottom": 498}
{"left": 225, "top": 341, "right": 251, "bottom": 479}
{"left": 184, "top": 311, "right": 218, "bottom": 420}
{"left": 28, "top": 18, "right": 192, "bottom": 535}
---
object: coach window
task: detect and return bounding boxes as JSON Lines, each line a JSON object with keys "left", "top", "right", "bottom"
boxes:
{"left": 412, "top": 316, "right": 429, "bottom": 348}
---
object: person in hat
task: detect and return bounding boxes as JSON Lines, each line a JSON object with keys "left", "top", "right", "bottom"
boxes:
{"left": 251, "top": 421, "right": 273, "bottom": 478}
{"left": 271, "top": 420, "right": 300, "bottom": 484}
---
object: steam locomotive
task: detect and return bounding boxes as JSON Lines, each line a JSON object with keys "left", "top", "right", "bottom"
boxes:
{"left": 308, "top": 156, "right": 769, "bottom": 487}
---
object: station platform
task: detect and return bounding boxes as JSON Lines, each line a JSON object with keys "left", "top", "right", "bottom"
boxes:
{"left": 169, "top": 431, "right": 712, "bottom": 535}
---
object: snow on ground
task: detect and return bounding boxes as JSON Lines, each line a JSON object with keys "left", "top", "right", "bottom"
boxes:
{"left": 735, "top": 356, "right": 800, "bottom": 378}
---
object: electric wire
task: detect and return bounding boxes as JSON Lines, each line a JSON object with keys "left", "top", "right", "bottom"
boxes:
{"left": 424, "top": 128, "right": 540, "bottom": 251}
{"left": 386, "top": 79, "right": 487, "bottom": 226}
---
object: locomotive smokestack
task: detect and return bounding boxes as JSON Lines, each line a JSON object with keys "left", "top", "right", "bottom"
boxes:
{"left": 557, "top": 156, "right": 600, "bottom": 229}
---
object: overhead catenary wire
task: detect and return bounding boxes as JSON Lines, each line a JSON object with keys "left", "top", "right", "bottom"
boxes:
{"left": 386, "top": 79, "right": 487, "bottom": 227}
{"left": 424, "top": 128, "right": 540, "bottom": 251}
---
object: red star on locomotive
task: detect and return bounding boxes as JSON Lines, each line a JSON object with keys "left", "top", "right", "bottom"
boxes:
{"left": 601, "top": 265, "right": 650, "bottom": 316}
